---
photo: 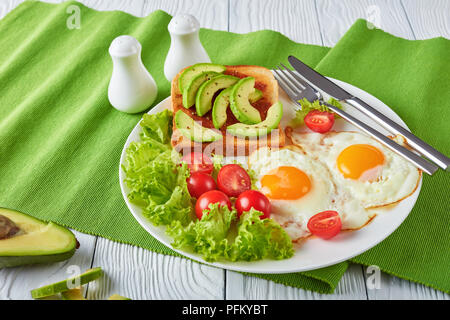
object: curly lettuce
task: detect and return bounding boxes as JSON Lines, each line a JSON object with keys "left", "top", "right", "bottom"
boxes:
{"left": 167, "top": 203, "right": 236, "bottom": 262}
{"left": 228, "top": 209, "right": 294, "bottom": 261}
{"left": 122, "top": 110, "right": 194, "bottom": 226}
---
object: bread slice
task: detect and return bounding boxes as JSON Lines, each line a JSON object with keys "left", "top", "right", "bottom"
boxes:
{"left": 170, "top": 65, "right": 285, "bottom": 157}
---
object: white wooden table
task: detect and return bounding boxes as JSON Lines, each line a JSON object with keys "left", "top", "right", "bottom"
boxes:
{"left": 0, "top": 0, "right": 449, "bottom": 300}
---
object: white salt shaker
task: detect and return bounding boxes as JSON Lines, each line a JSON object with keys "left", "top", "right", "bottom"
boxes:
{"left": 108, "top": 35, "right": 158, "bottom": 113}
{"left": 164, "top": 14, "right": 211, "bottom": 81}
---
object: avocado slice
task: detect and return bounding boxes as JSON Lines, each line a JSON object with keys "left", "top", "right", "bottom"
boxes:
{"left": 182, "top": 71, "right": 219, "bottom": 108}
{"left": 31, "top": 267, "right": 103, "bottom": 299}
{"left": 0, "top": 208, "right": 77, "bottom": 269}
{"left": 230, "top": 77, "right": 263, "bottom": 124}
{"left": 108, "top": 294, "right": 132, "bottom": 300}
{"left": 195, "top": 75, "right": 239, "bottom": 116}
{"left": 226, "top": 102, "right": 283, "bottom": 137}
{"left": 212, "top": 87, "right": 263, "bottom": 129}
{"left": 178, "top": 63, "right": 226, "bottom": 93}
{"left": 175, "top": 110, "right": 222, "bottom": 143}
{"left": 61, "top": 287, "right": 86, "bottom": 300}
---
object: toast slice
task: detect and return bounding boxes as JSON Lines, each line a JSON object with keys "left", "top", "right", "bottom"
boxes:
{"left": 171, "top": 65, "right": 285, "bottom": 157}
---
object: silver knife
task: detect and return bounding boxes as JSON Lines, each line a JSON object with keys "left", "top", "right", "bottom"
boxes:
{"left": 288, "top": 55, "right": 450, "bottom": 171}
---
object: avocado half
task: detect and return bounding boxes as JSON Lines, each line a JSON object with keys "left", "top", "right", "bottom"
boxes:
{"left": 0, "top": 208, "right": 77, "bottom": 268}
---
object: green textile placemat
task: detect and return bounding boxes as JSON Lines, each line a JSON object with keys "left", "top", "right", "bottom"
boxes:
{"left": 0, "top": 1, "right": 448, "bottom": 294}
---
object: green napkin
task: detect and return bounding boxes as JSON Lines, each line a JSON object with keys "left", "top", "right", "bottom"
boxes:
{"left": 0, "top": 1, "right": 448, "bottom": 294}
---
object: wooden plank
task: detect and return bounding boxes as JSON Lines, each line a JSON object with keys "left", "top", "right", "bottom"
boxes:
{"left": 229, "top": 0, "right": 323, "bottom": 45}
{"left": 87, "top": 237, "right": 224, "bottom": 300}
{"left": 401, "top": 0, "right": 450, "bottom": 39}
{"left": 142, "top": 0, "right": 228, "bottom": 30}
{"left": 316, "top": 0, "right": 415, "bottom": 45}
{"left": 0, "top": 230, "right": 96, "bottom": 300}
{"left": 0, "top": 0, "right": 23, "bottom": 20}
{"left": 226, "top": 264, "right": 367, "bottom": 299}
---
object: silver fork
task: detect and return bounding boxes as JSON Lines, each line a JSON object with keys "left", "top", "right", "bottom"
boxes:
{"left": 273, "top": 63, "right": 438, "bottom": 175}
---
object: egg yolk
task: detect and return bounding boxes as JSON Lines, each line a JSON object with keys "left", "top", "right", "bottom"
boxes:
{"left": 261, "top": 166, "right": 311, "bottom": 200}
{"left": 337, "top": 144, "right": 385, "bottom": 180}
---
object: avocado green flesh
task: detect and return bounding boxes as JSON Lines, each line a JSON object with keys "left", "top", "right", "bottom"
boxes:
{"left": 0, "top": 208, "right": 77, "bottom": 268}
{"left": 249, "top": 89, "right": 263, "bottom": 103}
{"left": 230, "top": 77, "right": 262, "bottom": 124}
{"left": 178, "top": 63, "right": 226, "bottom": 93}
{"left": 227, "top": 102, "right": 283, "bottom": 137}
{"left": 196, "top": 75, "right": 239, "bottom": 116}
{"left": 31, "top": 267, "right": 103, "bottom": 299}
{"left": 108, "top": 294, "right": 132, "bottom": 300}
{"left": 182, "top": 71, "right": 219, "bottom": 109}
{"left": 212, "top": 87, "right": 264, "bottom": 129}
{"left": 61, "top": 288, "right": 86, "bottom": 300}
{"left": 175, "top": 110, "right": 222, "bottom": 143}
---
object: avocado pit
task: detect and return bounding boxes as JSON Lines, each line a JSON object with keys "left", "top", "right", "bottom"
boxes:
{"left": 0, "top": 215, "right": 20, "bottom": 240}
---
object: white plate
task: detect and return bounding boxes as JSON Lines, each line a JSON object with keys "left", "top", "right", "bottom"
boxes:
{"left": 119, "top": 78, "right": 422, "bottom": 274}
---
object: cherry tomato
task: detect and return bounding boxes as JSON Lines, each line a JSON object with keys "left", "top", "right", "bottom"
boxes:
{"left": 304, "top": 110, "right": 335, "bottom": 133}
{"left": 187, "top": 172, "right": 217, "bottom": 198}
{"left": 307, "top": 210, "right": 342, "bottom": 239}
{"left": 195, "top": 190, "right": 232, "bottom": 220}
{"left": 217, "top": 164, "right": 251, "bottom": 197}
{"left": 235, "top": 190, "right": 271, "bottom": 219}
{"left": 181, "top": 152, "right": 213, "bottom": 174}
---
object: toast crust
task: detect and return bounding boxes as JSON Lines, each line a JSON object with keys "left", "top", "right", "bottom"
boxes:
{"left": 171, "top": 65, "right": 285, "bottom": 157}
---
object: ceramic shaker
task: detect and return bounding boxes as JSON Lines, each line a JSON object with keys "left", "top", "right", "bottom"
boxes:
{"left": 164, "top": 14, "right": 211, "bottom": 81}
{"left": 108, "top": 35, "right": 158, "bottom": 113}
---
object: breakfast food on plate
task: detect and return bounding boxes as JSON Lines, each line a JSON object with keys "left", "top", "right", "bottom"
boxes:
{"left": 248, "top": 146, "right": 373, "bottom": 241}
{"left": 289, "top": 132, "right": 421, "bottom": 208}
{"left": 170, "top": 63, "right": 285, "bottom": 156}
{"left": 122, "top": 63, "right": 422, "bottom": 263}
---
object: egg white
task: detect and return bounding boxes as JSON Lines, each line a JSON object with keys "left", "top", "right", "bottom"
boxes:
{"left": 290, "top": 131, "right": 421, "bottom": 208}
{"left": 248, "top": 147, "right": 373, "bottom": 241}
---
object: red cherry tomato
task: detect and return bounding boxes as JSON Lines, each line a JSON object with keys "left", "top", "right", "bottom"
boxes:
{"left": 187, "top": 172, "right": 217, "bottom": 198}
{"left": 217, "top": 164, "right": 251, "bottom": 197}
{"left": 181, "top": 152, "right": 213, "bottom": 174}
{"left": 304, "top": 110, "right": 335, "bottom": 133}
{"left": 195, "top": 190, "right": 231, "bottom": 220}
{"left": 307, "top": 210, "right": 342, "bottom": 239}
{"left": 235, "top": 190, "right": 271, "bottom": 219}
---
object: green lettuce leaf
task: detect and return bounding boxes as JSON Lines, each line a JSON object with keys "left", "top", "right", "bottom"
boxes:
{"left": 167, "top": 203, "right": 237, "bottom": 262}
{"left": 228, "top": 209, "right": 294, "bottom": 261}
{"left": 123, "top": 111, "right": 194, "bottom": 225}
{"left": 291, "top": 97, "right": 343, "bottom": 127}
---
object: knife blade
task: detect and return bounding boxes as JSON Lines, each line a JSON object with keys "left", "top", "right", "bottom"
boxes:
{"left": 288, "top": 56, "right": 353, "bottom": 100}
{"left": 288, "top": 55, "right": 450, "bottom": 171}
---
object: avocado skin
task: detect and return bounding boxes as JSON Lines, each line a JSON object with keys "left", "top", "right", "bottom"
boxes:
{"left": 175, "top": 110, "right": 222, "bottom": 143}
{"left": 178, "top": 63, "right": 226, "bottom": 93}
{"left": 0, "top": 208, "right": 77, "bottom": 269}
{"left": 195, "top": 75, "right": 239, "bottom": 116}
{"left": 227, "top": 102, "right": 283, "bottom": 137}
{"left": 229, "top": 77, "right": 262, "bottom": 124}
{"left": 0, "top": 249, "right": 76, "bottom": 269}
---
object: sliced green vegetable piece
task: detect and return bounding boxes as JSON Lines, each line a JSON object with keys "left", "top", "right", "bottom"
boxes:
{"left": 31, "top": 267, "right": 103, "bottom": 299}
{"left": 61, "top": 287, "right": 86, "bottom": 300}
{"left": 212, "top": 87, "right": 264, "bottom": 129}
{"left": 227, "top": 102, "right": 282, "bottom": 137}
{"left": 182, "top": 71, "right": 219, "bottom": 109}
{"left": 108, "top": 294, "right": 132, "bottom": 300}
{"left": 230, "top": 77, "right": 262, "bottom": 124}
{"left": 175, "top": 110, "right": 222, "bottom": 142}
{"left": 178, "top": 63, "right": 226, "bottom": 93}
{"left": 195, "top": 75, "right": 239, "bottom": 116}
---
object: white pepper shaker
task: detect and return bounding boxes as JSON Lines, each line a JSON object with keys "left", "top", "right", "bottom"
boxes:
{"left": 164, "top": 14, "right": 211, "bottom": 81}
{"left": 108, "top": 35, "right": 158, "bottom": 113}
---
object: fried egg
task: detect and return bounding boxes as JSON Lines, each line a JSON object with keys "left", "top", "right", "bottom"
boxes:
{"left": 248, "top": 147, "right": 374, "bottom": 241}
{"left": 290, "top": 132, "right": 421, "bottom": 208}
